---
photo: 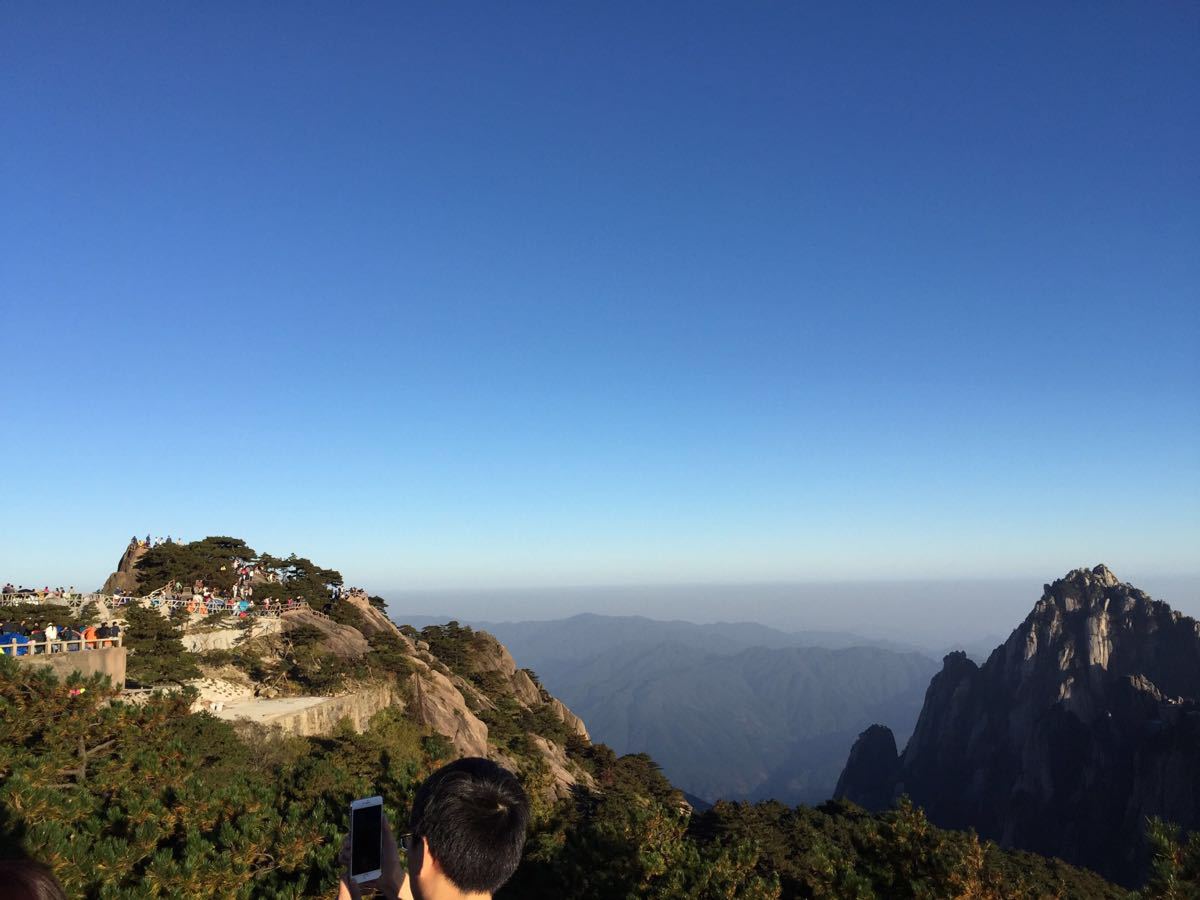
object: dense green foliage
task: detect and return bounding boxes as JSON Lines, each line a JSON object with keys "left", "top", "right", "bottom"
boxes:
{"left": 418, "top": 620, "right": 486, "bottom": 673}
{"left": 257, "top": 624, "right": 368, "bottom": 694}
{"left": 2, "top": 650, "right": 1197, "bottom": 898}
{"left": 0, "top": 655, "right": 443, "bottom": 899}
{"left": 503, "top": 750, "right": 780, "bottom": 899}
{"left": 124, "top": 603, "right": 200, "bottom": 686}
{"left": 134, "top": 536, "right": 258, "bottom": 594}
{"left": 1143, "top": 820, "right": 1200, "bottom": 900}
{"left": 1, "top": 601, "right": 97, "bottom": 627}
{"left": 132, "top": 538, "right": 343, "bottom": 606}
{"left": 691, "top": 798, "right": 1129, "bottom": 899}
{"left": 252, "top": 554, "right": 344, "bottom": 607}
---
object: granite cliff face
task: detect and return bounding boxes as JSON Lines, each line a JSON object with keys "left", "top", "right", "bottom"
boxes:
{"left": 100, "top": 538, "right": 149, "bottom": 593}
{"left": 835, "top": 565, "right": 1200, "bottom": 885}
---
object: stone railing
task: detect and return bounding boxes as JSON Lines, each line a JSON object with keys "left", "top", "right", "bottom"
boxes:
{"left": 0, "top": 634, "right": 124, "bottom": 656}
{"left": 1, "top": 592, "right": 310, "bottom": 618}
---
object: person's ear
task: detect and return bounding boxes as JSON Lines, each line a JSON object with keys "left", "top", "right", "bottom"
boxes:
{"left": 420, "top": 835, "right": 438, "bottom": 874}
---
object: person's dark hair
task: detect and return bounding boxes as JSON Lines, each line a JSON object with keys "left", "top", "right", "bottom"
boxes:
{"left": 0, "top": 859, "right": 69, "bottom": 900}
{"left": 409, "top": 757, "right": 529, "bottom": 893}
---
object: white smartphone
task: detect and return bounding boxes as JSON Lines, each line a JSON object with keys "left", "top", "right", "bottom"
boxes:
{"left": 349, "top": 795, "right": 384, "bottom": 884}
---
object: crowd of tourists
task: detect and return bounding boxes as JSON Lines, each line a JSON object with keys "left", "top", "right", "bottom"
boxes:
{"left": 0, "top": 619, "right": 122, "bottom": 656}
{"left": 2, "top": 584, "right": 80, "bottom": 601}
{"left": 134, "top": 533, "right": 179, "bottom": 549}
{"left": 160, "top": 591, "right": 302, "bottom": 618}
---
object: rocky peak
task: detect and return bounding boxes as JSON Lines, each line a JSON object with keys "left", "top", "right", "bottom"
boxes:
{"left": 1006, "top": 564, "right": 1199, "bottom": 711}
{"left": 834, "top": 724, "right": 899, "bottom": 811}
{"left": 836, "top": 566, "right": 1200, "bottom": 886}
{"left": 100, "top": 538, "right": 150, "bottom": 594}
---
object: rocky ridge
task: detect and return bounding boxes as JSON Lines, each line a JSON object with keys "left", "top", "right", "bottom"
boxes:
{"left": 195, "top": 589, "right": 592, "bottom": 799}
{"left": 835, "top": 565, "right": 1200, "bottom": 885}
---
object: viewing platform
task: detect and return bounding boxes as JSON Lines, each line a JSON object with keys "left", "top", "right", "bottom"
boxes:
{"left": 5, "top": 638, "right": 127, "bottom": 686}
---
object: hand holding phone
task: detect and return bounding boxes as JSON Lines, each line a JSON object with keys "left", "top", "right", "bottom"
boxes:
{"left": 350, "top": 796, "right": 384, "bottom": 884}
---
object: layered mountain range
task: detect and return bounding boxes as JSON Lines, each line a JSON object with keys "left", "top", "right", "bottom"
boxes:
{"left": 836, "top": 565, "right": 1200, "bottom": 885}
{"left": 448, "top": 613, "right": 938, "bottom": 804}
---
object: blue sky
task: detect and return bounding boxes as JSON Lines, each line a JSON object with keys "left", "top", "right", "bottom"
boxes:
{"left": 2, "top": 2, "right": 1197, "bottom": 596}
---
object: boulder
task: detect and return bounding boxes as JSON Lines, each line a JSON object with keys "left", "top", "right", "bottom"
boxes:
{"left": 280, "top": 608, "right": 369, "bottom": 658}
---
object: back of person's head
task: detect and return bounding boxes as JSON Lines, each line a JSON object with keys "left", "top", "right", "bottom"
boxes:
{"left": 409, "top": 757, "right": 529, "bottom": 894}
{"left": 0, "top": 859, "right": 68, "bottom": 900}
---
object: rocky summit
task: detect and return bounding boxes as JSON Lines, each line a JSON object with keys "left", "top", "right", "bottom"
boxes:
{"left": 835, "top": 564, "right": 1200, "bottom": 885}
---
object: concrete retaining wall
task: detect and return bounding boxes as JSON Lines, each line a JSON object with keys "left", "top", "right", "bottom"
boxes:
{"left": 215, "top": 684, "right": 398, "bottom": 737}
{"left": 16, "top": 647, "right": 126, "bottom": 687}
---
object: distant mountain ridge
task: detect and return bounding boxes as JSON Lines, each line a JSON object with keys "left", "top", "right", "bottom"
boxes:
{"left": 397, "top": 612, "right": 939, "bottom": 804}
{"left": 835, "top": 565, "right": 1200, "bottom": 886}
{"left": 399, "top": 611, "right": 917, "bottom": 658}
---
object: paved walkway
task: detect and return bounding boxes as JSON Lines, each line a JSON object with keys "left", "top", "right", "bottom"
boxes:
{"left": 210, "top": 695, "right": 329, "bottom": 722}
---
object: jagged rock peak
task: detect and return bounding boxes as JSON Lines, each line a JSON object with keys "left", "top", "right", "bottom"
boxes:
{"left": 835, "top": 566, "right": 1200, "bottom": 886}
{"left": 1015, "top": 564, "right": 1199, "bottom": 699}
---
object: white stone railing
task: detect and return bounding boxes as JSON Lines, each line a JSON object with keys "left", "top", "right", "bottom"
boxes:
{"left": 0, "top": 634, "right": 124, "bottom": 656}
{"left": 0, "top": 592, "right": 309, "bottom": 618}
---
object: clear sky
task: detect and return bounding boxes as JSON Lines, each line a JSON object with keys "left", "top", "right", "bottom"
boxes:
{"left": 2, "top": 2, "right": 1197, "bottom": 598}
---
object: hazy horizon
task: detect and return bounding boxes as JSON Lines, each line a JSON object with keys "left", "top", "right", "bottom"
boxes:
{"left": 3, "top": 536, "right": 1197, "bottom": 652}
{"left": 382, "top": 570, "right": 1200, "bottom": 652}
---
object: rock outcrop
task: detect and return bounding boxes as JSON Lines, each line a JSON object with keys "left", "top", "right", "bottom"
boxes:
{"left": 100, "top": 538, "right": 149, "bottom": 594}
{"left": 402, "top": 626, "right": 594, "bottom": 792}
{"left": 405, "top": 660, "right": 491, "bottom": 757}
{"left": 834, "top": 724, "right": 900, "bottom": 811}
{"left": 834, "top": 565, "right": 1200, "bottom": 885}
{"left": 280, "top": 608, "right": 370, "bottom": 658}
{"left": 343, "top": 589, "right": 410, "bottom": 643}
{"left": 183, "top": 618, "right": 283, "bottom": 652}
{"left": 547, "top": 696, "right": 589, "bottom": 740}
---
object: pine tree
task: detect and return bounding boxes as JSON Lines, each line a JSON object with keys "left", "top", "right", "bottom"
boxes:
{"left": 123, "top": 603, "right": 200, "bottom": 686}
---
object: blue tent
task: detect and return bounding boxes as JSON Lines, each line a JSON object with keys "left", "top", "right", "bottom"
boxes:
{"left": 0, "top": 632, "right": 32, "bottom": 656}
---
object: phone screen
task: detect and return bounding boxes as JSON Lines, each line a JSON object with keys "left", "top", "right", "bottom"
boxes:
{"left": 351, "top": 803, "right": 383, "bottom": 877}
